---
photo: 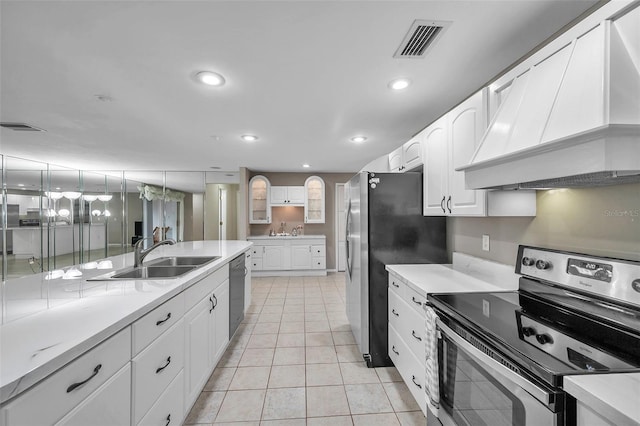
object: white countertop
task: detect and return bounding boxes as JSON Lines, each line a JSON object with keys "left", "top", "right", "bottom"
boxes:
{"left": 0, "top": 240, "right": 252, "bottom": 404}
{"left": 385, "top": 252, "right": 519, "bottom": 297}
{"left": 248, "top": 234, "right": 325, "bottom": 240}
{"left": 564, "top": 373, "right": 640, "bottom": 426}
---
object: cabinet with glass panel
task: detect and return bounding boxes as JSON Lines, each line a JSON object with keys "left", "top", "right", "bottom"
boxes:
{"left": 304, "top": 176, "right": 325, "bottom": 224}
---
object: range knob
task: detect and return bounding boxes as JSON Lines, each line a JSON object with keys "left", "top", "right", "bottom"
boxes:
{"left": 522, "top": 257, "right": 535, "bottom": 267}
{"left": 535, "top": 260, "right": 552, "bottom": 270}
{"left": 535, "top": 334, "right": 553, "bottom": 345}
{"left": 521, "top": 327, "right": 536, "bottom": 337}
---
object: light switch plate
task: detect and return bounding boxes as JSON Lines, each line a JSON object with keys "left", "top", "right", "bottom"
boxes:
{"left": 482, "top": 234, "right": 490, "bottom": 251}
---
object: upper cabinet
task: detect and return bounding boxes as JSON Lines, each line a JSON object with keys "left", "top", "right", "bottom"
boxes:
{"left": 423, "top": 89, "right": 536, "bottom": 217}
{"left": 271, "top": 186, "right": 305, "bottom": 205}
{"left": 389, "top": 136, "right": 423, "bottom": 172}
{"left": 249, "top": 175, "right": 271, "bottom": 224}
{"left": 304, "top": 176, "right": 325, "bottom": 223}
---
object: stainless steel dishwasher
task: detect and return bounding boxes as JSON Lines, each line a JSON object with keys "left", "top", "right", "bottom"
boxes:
{"left": 229, "top": 254, "right": 245, "bottom": 337}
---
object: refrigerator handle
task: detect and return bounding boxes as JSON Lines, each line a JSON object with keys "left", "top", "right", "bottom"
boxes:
{"left": 346, "top": 199, "right": 353, "bottom": 278}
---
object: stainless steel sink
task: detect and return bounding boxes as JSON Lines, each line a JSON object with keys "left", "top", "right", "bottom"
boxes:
{"left": 146, "top": 256, "right": 220, "bottom": 267}
{"left": 109, "top": 265, "right": 196, "bottom": 279}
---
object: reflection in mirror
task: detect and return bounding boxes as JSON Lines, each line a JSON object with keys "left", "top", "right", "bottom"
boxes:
{"left": 2, "top": 157, "right": 48, "bottom": 280}
{"left": 125, "top": 171, "right": 165, "bottom": 250}
{"left": 103, "top": 173, "right": 125, "bottom": 258}
{"left": 166, "top": 171, "right": 206, "bottom": 242}
{"left": 47, "top": 165, "right": 81, "bottom": 271}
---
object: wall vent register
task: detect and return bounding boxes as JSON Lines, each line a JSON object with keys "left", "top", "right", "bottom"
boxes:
{"left": 393, "top": 19, "right": 450, "bottom": 58}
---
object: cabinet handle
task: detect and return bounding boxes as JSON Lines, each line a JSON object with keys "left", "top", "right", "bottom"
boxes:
{"left": 392, "top": 345, "right": 399, "bottom": 355}
{"left": 244, "top": 267, "right": 248, "bottom": 276}
{"left": 412, "top": 330, "right": 422, "bottom": 341}
{"left": 213, "top": 294, "right": 218, "bottom": 308}
{"left": 209, "top": 296, "right": 215, "bottom": 313}
{"left": 447, "top": 196, "right": 452, "bottom": 214}
{"left": 66, "top": 364, "right": 102, "bottom": 393}
{"left": 165, "top": 414, "right": 171, "bottom": 426}
{"left": 440, "top": 196, "right": 446, "bottom": 213}
{"left": 391, "top": 281, "right": 399, "bottom": 288}
{"left": 412, "top": 375, "right": 422, "bottom": 389}
{"left": 156, "top": 312, "right": 171, "bottom": 326}
{"left": 411, "top": 296, "right": 423, "bottom": 306}
{"left": 392, "top": 309, "right": 399, "bottom": 317}
{"left": 156, "top": 356, "right": 171, "bottom": 374}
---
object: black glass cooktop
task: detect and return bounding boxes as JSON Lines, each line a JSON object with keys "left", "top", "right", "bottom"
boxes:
{"left": 428, "top": 284, "right": 640, "bottom": 387}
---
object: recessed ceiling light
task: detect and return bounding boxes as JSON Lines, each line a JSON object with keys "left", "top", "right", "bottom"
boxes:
{"left": 302, "top": 164, "right": 310, "bottom": 168}
{"left": 241, "top": 134, "right": 258, "bottom": 142}
{"left": 196, "top": 71, "right": 226, "bottom": 87}
{"left": 350, "top": 136, "right": 367, "bottom": 143}
{"left": 389, "top": 78, "right": 411, "bottom": 90}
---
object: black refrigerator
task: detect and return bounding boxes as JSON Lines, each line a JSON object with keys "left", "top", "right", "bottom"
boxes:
{"left": 345, "top": 171, "right": 447, "bottom": 367}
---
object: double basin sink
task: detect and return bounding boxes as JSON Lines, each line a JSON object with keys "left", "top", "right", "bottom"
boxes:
{"left": 91, "top": 256, "right": 220, "bottom": 280}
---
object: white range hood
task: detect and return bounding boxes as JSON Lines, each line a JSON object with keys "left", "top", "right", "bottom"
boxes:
{"left": 459, "top": 2, "right": 640, "bottom": 190}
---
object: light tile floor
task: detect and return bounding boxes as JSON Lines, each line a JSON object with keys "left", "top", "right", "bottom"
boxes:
{"left": 185, "top": 272, "right": 426, "bottom": 425}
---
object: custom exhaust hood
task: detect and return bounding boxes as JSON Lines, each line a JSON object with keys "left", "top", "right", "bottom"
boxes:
{"left": 458, "top": 3, "right": 640, "bottom": 190}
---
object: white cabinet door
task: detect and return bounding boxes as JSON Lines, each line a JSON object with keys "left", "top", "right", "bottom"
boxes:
{"left": 270, "top": 186, "right": 288, "bottom": 204}
{"left": 423, "top": 116, "right": 448, "bottom": 215}
{"left": 388, "top": 147, "right": 403, "bottom": 172}
{"left": 287, "top": 186, "right": 305, "bottom": 204}
{"left": 244, "top": 250, "right": 252, "bottom": 312}
{"left": 212, "top": 280, "right": 230, "bottom": 364}
{"left": 402, "top": 137, "right": 423, "bottom": 171}
{"left": 55, "top": 364, "right": 131, "bottom": 426}
{"left": 183, "top": 297, "right": 211, "bottom": 410}
{"left": 291, "top": 244, "right": 312, "bottom": 269}
{"left": 448, "top": 89, "right": 487, "bottom": 216}
{"left": 304, "top": 176, "right": 325, "bottom": 223}
{"left": 249, "top": 175, "right": 271, "bottom": 224}
{"left": 263, "top": 245, "right": 286, "bottom": 270}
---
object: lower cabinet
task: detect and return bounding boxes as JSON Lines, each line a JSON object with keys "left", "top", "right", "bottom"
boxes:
{"left": 1, "top": 327, "right": 132, "bottom": 426}
{"left": 388, "top": 273, "right": 428, "bottom": 415}
{"left": 248, "top": 237, "right": 326, "bottom": 276}
{"left": 0, "top": 261, "right": 238, "bottom": 426}
{"left": 183, "top": 273, "right": 230, "bottom": 414}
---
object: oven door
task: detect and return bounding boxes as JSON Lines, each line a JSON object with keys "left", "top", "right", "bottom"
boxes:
{"left": 435, "top": 320, "right": 564, "bottom": 426}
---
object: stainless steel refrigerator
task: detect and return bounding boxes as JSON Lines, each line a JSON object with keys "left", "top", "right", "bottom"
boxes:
{"left": 345, "top": 171, "right": 447, "bottom": 367}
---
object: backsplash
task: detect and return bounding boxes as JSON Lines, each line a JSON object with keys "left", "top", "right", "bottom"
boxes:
{"left": 449, "top": 182, "right": 640, "bottom": 265}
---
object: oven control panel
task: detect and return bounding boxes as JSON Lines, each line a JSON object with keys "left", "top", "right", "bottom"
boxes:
{"left": 516, "top": 245, "right": 640, "bottom": 307}
{"left": 517, "top": 314, "right": 634, "bottom": 371}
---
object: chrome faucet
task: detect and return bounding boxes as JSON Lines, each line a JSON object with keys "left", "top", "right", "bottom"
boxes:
{"left": 134, "top": 238, "right": 176, "bottom": 268}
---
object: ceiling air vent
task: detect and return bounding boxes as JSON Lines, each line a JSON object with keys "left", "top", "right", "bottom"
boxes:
{"left": 394, "top": 20, "right": 451, "bottom": 58}
{"left": 0, "top": 122, "right": 45, "bottom": 131}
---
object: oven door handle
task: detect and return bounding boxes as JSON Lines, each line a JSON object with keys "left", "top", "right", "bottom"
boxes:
{"left": 438, "top": 320, "right": 559, "bottom": 410}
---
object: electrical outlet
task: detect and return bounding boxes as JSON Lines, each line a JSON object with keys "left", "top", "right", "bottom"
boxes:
{"left": 482, "top": 234, "right": 490, "bottom": 251}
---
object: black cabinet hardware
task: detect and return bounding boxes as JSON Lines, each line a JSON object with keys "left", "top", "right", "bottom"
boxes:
{"left": 156, "top": 356, "right": 171, "bottom": 374}
{"left": 412, "top": 330, "right": 422, "bottom": 341}
{"left": 66, "top": 364, "right": 102, "bottom": 393}
{"left": 156, "top": 312, "right": 171, "bottom": 326}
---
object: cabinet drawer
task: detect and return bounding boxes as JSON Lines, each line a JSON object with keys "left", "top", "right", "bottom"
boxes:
{"left": 311, "top": 245, "right": 325, "bottom": 257}
{"left": 2, "top": 327, "right": 131, "bottom": 426}
{"left": 55, "top": 363, "right": 131, "bottom": 426}
{"left": 388, "top": 274, "right": 404, "bottom": 298}
{"left": 132, "top": 319, "right": 185, "bottom": 424}
{"left": 399, "top": 303, "right": 426, "bottom": 363}
{"left": 184, "top": 267, "right": 228, "bottom": 311}
{"left": 133, "top": 293, "right": 185, "bottom": 356}
{"left": 138, "top": 370, "right": 184, "bottom": 426}
{"left": 387, "top": 289, "right": 403, "bottom": 332}
{"left": 312, "top": 256, "right": 326, "bottom": 269}
{"left": 252, "top": 258, "right": 263, "bottom": 270}
{"left": 389, "top": 324, "right": 426, "bottom": 415}
{"left": 251, "top": 246, "right": 263, "bottom": 258}
{"left": 405, "top": 285, "right": 427, "bottom": 315}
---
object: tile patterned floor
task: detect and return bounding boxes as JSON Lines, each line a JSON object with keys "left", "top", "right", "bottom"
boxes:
{"left": 185, "top": 272, "right": 426, "bottom": 425}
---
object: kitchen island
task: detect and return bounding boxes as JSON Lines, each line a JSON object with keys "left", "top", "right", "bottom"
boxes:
{"left": 0, "top": 240, "right": 252, "bottom": 425}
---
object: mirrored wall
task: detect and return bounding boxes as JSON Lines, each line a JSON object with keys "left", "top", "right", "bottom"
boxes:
{"left": 1, "top": 155, "right": 206, "bottom": 281}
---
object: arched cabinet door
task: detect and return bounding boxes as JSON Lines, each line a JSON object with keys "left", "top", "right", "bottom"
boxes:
{"left": 249, "top": 175, "right": 271, "bottom": 224}
{"left": 304, "top": 176, "right": 325, "bottom": 224}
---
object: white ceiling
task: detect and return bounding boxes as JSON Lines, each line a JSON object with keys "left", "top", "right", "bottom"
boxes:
{"left": 1, "top": 0, "right": 601, "bottom": 176}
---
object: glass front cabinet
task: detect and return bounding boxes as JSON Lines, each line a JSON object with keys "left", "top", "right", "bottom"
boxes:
{"left": 304, "top": 176, "right": 325, "bottom": 224}
{"left": 249, "top": 175, "right": 271, "bottom": 224}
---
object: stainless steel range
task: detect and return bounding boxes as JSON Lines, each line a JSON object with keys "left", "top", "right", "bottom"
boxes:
{"left": 427, "top": 245, "right": 640, "bottom": 426}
